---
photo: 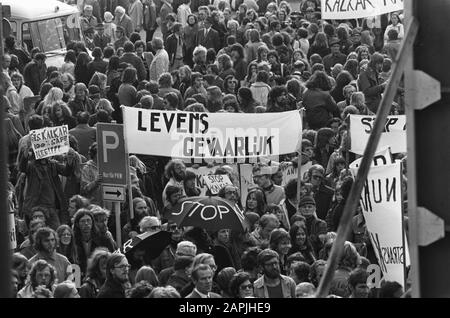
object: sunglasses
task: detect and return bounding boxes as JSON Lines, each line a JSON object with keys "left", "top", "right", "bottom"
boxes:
{"left": 240, "top": 284, "right": 253, "bottom": 290}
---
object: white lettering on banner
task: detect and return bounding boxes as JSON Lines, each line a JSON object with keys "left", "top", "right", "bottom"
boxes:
{"left": 349, "top": 115, "right": 406, "bottom": 155}
{"left": 321, "top": 0, "right": 403, "bottom": 19}
{"left": 351, "top": 162, "right": 409, "bottom": 287}
{"left": 30, "top": 125, "right": 70, "bottom": 159}
{"left": 122, "top": 107, "right": 302, "bottom": 159}
{"left": 175, "top": 200, "right": 233, "bottom": 221}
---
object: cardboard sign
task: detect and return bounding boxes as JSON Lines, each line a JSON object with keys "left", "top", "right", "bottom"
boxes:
{"left": 349, "top": 147, "right": 394, "bottom": 169}
{"left": 203, "top": 174, "right": 233, "bottom": 195}
{"left": 122, "top": 107, "right": 302, "bottom": 160}
{"left": 321, "top": 0, "right": 404, "bottom": 19}
{"left": 239, "top": 164, "right": 256, "bottom": 207}
{"left": 30, "top": 125, "right": 70, "bottom": 159}
{"left": 280, "top": 161, "right": 313, "bottom": 185}
{"left": 352, "top": 162, "right": 409, "bottom": 287}
{"left": 186, "top": 167, "right": 217, "bottom": 196}
{"left": 349, "top": 115, "right": 406, "bottom": 155}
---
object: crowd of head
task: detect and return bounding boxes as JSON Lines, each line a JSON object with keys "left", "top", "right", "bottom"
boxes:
{"left": 3, "top": 0, "right": 408, "bottom": 298}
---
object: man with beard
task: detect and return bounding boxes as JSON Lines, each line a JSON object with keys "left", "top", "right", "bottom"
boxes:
{"left": 29, "top": 227, "right": 73, "bottom": 284}
{"left": 186, "top": 264, "right": 222, "bottom": 298}
{"left": 253, "top": 249, "right": 296, "bottom": 298}
{"left": 97, "top": 253, "right": 130, "bottom": 298}
{"left": 162, "top": 159, "right": 186, "bottom": 206}
{"left": 17, "top": 260, "right": 57, "bottom": 298}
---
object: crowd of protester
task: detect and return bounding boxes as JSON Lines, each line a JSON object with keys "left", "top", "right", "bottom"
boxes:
{"left": 3, "top": 0, "right": 408, "bottom": 298}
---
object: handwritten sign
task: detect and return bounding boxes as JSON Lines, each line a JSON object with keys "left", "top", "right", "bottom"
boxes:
{"left": 30, "top": 125, "right": 70, "bottom": 159}
{"left": 321, "top": 0, "right": 404, "bottom": 19}
{"left": 203, "top": 174, "right": 233, "bottom": 195}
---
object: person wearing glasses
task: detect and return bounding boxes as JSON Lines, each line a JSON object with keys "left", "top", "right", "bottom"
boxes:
{"left": 253, "top": 249, "right": 296, "bottom": 298}
{"left": 97, "top": 253, "right": 131, "bottom": 298}
{"left": 229, "top": 271, "right": 255, "bottom": 298}
{"left": 252, "top": 163, "right": 285, "bottom": 206}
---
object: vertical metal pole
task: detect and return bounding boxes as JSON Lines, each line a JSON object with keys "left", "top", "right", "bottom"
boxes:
{"left": 0, "top": 1, "right": 13, "bottom": 298}
{"left": 296, "top": 147, "right": 303, "bottom": 214}
{"left": 114, "top": 201, "right": 122, "bottom": 249}
{"left": 315, "top": 19, "right": 419, "bottom": 298}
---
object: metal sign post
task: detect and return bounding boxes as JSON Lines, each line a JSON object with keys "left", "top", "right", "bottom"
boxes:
{"left": 97, "top": 123, "right": 128, "bottom": 249}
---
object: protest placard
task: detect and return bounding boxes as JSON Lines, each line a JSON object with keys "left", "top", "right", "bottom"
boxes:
{"left": 122, "top": 107, "right": 302, "bottom": 160}
{"left": 186, "top": 166, "right": 217, "bottom": 196}
{"left": 203, "top": 174, "right": 233, "bottom": 195}
{"left": 349, "top": 115, "right": 406, "bottom": 155}
{"left": 280, "top": 161, "right": 313, "bottom": 186}
{"left": 351, "top": 162, "right": 409, "bottom": 287}
{"left": 321, "top": 0, "right": 404, "bottom": 20}
{"left": 30, "top": 125, "right": 70, "bottom": 160}
{"left": 239, "top": 164, "right": 256, "bottom": 207}
{"left": 349, "top": 147, "right": 393, "bottom": 169}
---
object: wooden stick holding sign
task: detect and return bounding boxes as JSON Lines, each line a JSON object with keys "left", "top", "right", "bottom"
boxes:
{"left": 315, "top": 18, "right": 418, "bottom": 298}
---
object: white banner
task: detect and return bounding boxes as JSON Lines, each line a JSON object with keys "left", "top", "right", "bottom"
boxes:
{"left": 349, "top": 115, "right": 406, "bottom": 155}
{"left": 321, "top": 0, "right": 404, "bottom": 19}
{"left": 352, "top": 162, "right": 409, "bottom": 287}
{"left": 122, "top": 107, "right": 302, "bottom": 159}
{"left": 349, "top": 147, "right": 393, "bottom": 169}
{"left": 30, "top": 125, "right": 70, "bottom": 160}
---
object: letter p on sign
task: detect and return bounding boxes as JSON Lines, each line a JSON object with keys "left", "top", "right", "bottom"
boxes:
{"left": 102, "top": 131, "right": 119, "bottom": 163}
{"left": 97, "top": 123, "right": 128, "bottom": 186}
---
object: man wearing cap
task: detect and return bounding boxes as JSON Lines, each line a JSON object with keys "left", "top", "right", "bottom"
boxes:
{"left": 253, "top": 249, "right": 296, "bottom": 298}
{"left": 323, "top": 37, "right": 347, "bottom": 75}
{"left": 114, "top": 6, "right": 134, "bottom": 38}
{"left": 197, "top": 16, "right": 221, "bottom": 53}
{"left": 151, "top": 221, "right": 185, "bottom": 273}
{"left": 349, "top": 27, "right": 362, "bottom": 52}
{"left": 84, "top": 27, "right": 96, "bottom": 51}
{"left": 114, "top": 26, "right": 130, "bottom": 51}
{"left": 252, "top": 163, "right": 285, "bottom": 205}
{"left": 158, "top": 240, "right": 197, "bottom": 285}
{"left": 297, "top": 195, "right": 328, "bottom": 256}
{"left": 94, "top": 23, "right": 111, "bottom": 50}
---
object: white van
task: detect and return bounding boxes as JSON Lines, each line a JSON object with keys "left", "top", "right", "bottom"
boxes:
{"left": 4, "top": 0, "right": 84, "bottom": 67}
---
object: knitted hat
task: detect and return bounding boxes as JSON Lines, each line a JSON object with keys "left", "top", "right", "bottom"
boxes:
{"left": 176, "top": 241, "right": 197, "bottom": 257}
{"left": 299, "top": 196, "right": 316, "bottom": 207}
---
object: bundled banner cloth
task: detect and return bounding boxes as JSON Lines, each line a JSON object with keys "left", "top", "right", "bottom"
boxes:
{"left": 30, "top": 125, "right": 70, "bottom": 159}
{"left": 321, "top": 0, "right": 404, "bottom": 20}
{"left": 349, "top": 115, "right": 406, "bottom": 155}
{"left": 351, "top": 161, "right": 410, "bottom": 287}
{"left": 122, "top": 107, "right": 302, "bottom": 160}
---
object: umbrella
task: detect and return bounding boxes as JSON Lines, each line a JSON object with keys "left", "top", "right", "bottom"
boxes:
{"left": 168, "top": 196, "right": 248, "bottom": 232}
{"left": 123, "top": 230, "right": 172, "bottom": 267}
